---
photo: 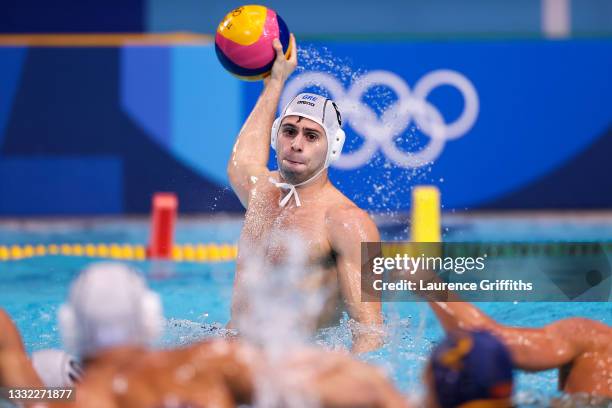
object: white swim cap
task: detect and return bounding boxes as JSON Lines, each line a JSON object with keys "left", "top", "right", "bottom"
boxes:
{"left": 58, "top": 262, "right": 163, "bottom": 358}
{"left": 31, "top": 349, "right": 83, "bottom": 387}
{"left": 271, "top": 93, "right": 345, "bottom": 169}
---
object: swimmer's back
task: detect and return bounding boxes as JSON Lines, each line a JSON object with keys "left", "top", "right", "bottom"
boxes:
{"left": 76, "top": 341, "right": 256, "bottom": 408}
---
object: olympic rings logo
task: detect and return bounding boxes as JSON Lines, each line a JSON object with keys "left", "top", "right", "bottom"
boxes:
{"left": 280, "top": 70, "right": 479, "bottom": 169}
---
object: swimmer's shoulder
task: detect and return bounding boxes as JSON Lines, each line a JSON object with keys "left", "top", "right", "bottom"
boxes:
{"left": 324, "top": 193, "right": 380, "bottom": 242}
{"left": 324, "top": 186, "right": 370, "bottom": 220}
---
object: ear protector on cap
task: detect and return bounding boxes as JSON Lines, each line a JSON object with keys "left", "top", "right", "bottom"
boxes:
{"left": 31, "top": 349, "right": 84, "bottom": 387}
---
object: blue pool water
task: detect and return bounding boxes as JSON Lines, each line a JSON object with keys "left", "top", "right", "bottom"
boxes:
{"left": 1, "top": 214, "right": 611, "bottom": 406}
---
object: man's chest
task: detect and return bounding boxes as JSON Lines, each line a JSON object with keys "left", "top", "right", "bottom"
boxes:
{"left": 241, "top": 192, "right": 332, "bottom": 263}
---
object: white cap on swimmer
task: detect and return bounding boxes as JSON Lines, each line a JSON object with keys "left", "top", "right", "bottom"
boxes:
{"left": 32, "top": 349, "right": 84, "bottom": 387}
{"left": 269, "top": 93, "right": 345, "bottom": 207}
{"left": 58, "top": 262, "right": 163, "bottom": 358}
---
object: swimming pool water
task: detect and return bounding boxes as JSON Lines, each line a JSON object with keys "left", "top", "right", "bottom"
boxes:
{"left": 1, "top": 214, "right": 611, "bottom": 406}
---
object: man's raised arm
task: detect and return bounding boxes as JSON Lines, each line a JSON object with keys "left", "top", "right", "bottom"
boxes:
{"left": 226, "top": 35, "right": 297, "bottom": 208}
{"left": 0, "top": 309, "right": 44, "bottom": 389}
{"left": 428, "top": 301, "right": 594, "bottom": 372}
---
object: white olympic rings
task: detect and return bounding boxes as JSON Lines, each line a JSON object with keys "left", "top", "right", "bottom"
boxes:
{"left": 280, "top": 70, "right": 479, "bottom": 169}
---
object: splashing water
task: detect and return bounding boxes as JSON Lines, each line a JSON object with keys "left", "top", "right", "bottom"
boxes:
{"left": 234, "top": 231, "right": 332, "bottom": 407}
{"left": 160, "top": 319, "right": 234, "bottom": 347}
{"left": 234, "top": 232, "right": 327, "bottom": 351}
{"left": 294, "top": 43, "right": 439, "bottom": 225}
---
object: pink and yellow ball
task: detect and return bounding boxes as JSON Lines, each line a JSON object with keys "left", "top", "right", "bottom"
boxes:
{"left": 215, "top": 5, "right": 292, "bottom": 81}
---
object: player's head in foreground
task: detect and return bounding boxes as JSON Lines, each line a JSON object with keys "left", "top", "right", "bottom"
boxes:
{"left": 424, "top": 330, "right": 514, "bottom": 408}
{"left": 58, "top": 262, "right": 163, "bottom": 359}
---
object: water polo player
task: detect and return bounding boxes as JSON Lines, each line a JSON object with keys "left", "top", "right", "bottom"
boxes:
{"left": 0, "top": 263, "right": 249, "bottom": 407}
{"left": 226, "top": 35, "right": 383, "bottom": 353}
{"left": 428, "top": 300, "right": 612, "bottom": 398}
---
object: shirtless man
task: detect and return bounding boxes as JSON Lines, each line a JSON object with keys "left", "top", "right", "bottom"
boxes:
{"left": 1, "top": 262, "right": 408, "bottom": 408}
{"left": 0, "top": 263, "right": 262, "bottom": 407}
{"left": 226, "top": 34, "right": 383, "bottom": 352}
{"left": 0, "top": 282, "right": 241, "bottom": 408}
{"left": 428, "top": 301, "right": 612, "bottom": 398}
{"left": 56, "top": 262, "right": 250, "bottom": 407}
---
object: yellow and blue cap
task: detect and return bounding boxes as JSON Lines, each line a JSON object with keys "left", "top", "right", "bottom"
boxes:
{"left": 431, "top": 330, "right": 514, "bottom": 408}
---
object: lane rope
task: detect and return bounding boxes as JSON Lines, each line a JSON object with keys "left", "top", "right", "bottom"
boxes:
{"left": 2, "top": 242, "right": 611, "bottom": 263}
{"left": 0, "top": 243, "right": 238, "bottom": 263}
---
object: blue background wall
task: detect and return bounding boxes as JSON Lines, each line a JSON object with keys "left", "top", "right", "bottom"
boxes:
{"left": 0, "top": 0, "right": 145, "bottom": 33}
{"left": 0, "top": 1, "right": 611, "bottom": 215}
{"left": 0, "top": 38, "right": 611, "bottom": 215}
